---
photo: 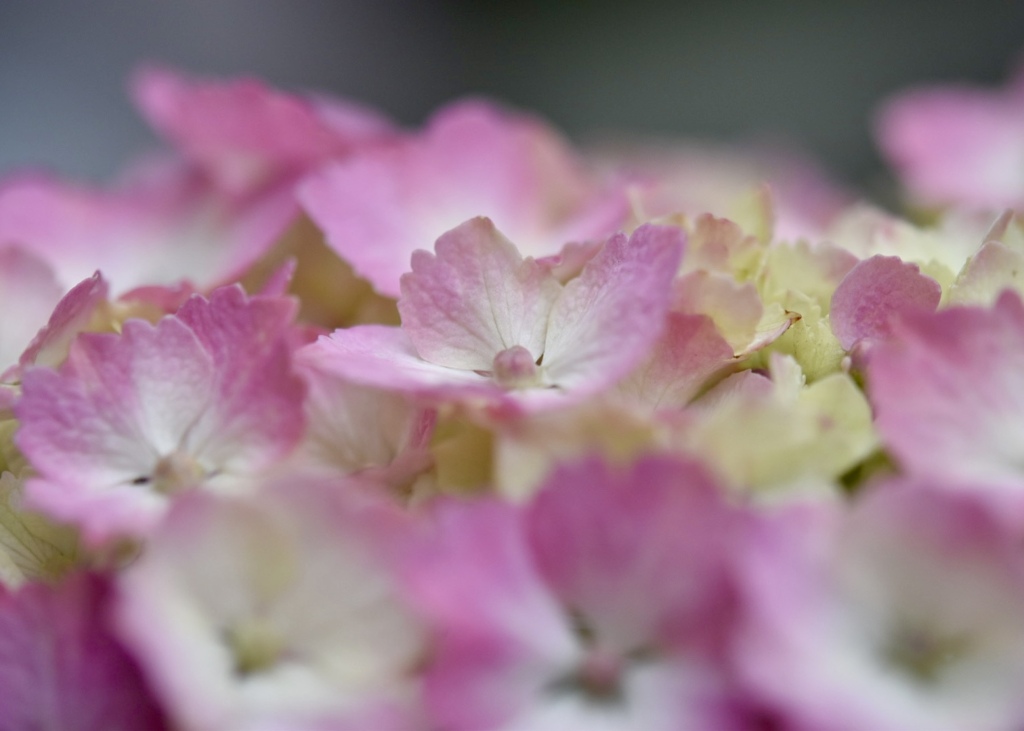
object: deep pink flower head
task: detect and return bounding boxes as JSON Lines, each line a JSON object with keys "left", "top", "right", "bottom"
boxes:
{"left": 300, "top": 99, "right": 627, "bottom": 297}
{"left": 400, "top": 454, "right": 748, "bottom": 730}
{"left": 15, "top": 285, "right": 306, "bottom": 543}
{"left": 132, "top": 64, "right": 397, "bottom": 195}
{"left": 0, "top": 573, "right": 168, "bottom": 730}
{"left": 876, "top": 65, "right": 1024, "bottom": 209}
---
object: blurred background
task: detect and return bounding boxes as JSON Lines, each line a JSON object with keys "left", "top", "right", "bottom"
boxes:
{"left": 1, "top": 0, "right": 1022, "bottom": 191}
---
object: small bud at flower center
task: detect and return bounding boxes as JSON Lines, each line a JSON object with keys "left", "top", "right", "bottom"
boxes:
{"left": 152, "top": 451, "right": 206, "bottom": 495}
{"left": 492, "top": 345, "right": 541, "bottom": 389}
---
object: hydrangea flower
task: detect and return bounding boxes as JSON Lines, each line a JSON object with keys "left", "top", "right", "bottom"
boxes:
{"left": 115, "top": 477, "right": 425, "bottom": 730}
{"left": 303, "top": 218, "right": 684, "bottom": 412}
{"left": 400, "top": 456, "right": 747, "bottom": 730}
{"left": 15, "top": 285, "right": 305, "bottom": 542}
{"left": 735, "top": 485, "right": 1024, "bottom": 730}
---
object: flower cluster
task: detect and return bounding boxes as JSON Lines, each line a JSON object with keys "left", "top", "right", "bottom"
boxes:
{"left": 0, "top": 63, "right": 1023, "bottom": 730}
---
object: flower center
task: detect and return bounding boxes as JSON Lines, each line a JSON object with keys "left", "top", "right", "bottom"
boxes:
{"left": 491, "top": 345, "right": 541, "bottom": 389}
{"left": 130, "top": 451, "right": 207, "bottom": 494}
{"left": 224, "top": 617, "right": 286, "bottom": 677}
{"left": 883, "top": 623, "right": 970, "bottom": 683}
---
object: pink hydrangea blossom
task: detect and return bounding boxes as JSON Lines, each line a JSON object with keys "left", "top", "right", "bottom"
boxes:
{"left": 735, "top": 485, "right": 1024, "bottom": 730}
{"left": 302, "top": 219, "right": 683, "bottom": 413}
{"left": 15, "top": 285, "right": 306, "bottom": 542}
{"left": 399, "top": 455, "right": 749, "bottom": 730}
{"left": 115, "top": 477, "right": 425, "bottom": 731}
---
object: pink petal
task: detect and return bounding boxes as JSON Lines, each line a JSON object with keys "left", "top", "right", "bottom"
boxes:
{"left": 298, "top": 361, "right": 436, "bottom": 491}
{"left": 115, "top": 479, "right": 423, "bottom": 730}
{"left": 300, "top": 99, "right": 624, "bottom": 298}
{"left": 132, "top": 64, "right": 396, "bottom": 194}
{"left": 169, "top": 286, "right": 307, "bottom": 473}
{"left": 18, "top": 318, "right": 213, "bottom": 488}
{"left": 16, "top": 271, "right": 109, "bottom": 374}
{"left": 0, "top": 573, "right": 168, "bottom": 730}
{"left": 830, "top": 254, "right": 941, "bottom": 350}
{"left": 542, "top": 224, "right": 684, "bottom": 391}
{"left": 876, "top": 85, "right": 1024, "bottom": 209}
{"left": 868, "top": 291, "right": 1024, "bottom": 491}
{"left": 16, "top": 287, "right": 305, "bottom": 542}
{"left": 0, "top": 169, "right": 297, "bottom": 296}
{"left": 299, "top": 325, "right": 503, "bottom": 402}
{"left": 736, "top": 485, "right": 1024, "bottom": 730}
{"left": 398, "top": 217, "right": 561, "bottom": 371}
{"left": 614, "top": 312, "right": 735, "bottom": 411}
{"left": 16, "top": 318, "right": 214, "bottom": 540}
{"left": 397, "top": 497, "right": 577, "bottom": 731}
{"left": 525, "top": 455, "right": 741, "bottom": 654}
{"left": 0, "top": 246, "right": 64, "bottom": 374}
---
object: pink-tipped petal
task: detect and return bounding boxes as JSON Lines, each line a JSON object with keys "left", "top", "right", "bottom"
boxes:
{"left": 0, "top": 170, "right": 297, "bottom": 296}
{"left": 132, "top": 64, "right": 396, "bottom": 193}
{"left": 0, "top": 246, "right": 64, "bottom": 375}
{"left": 830, "top": 254, "right": 941, "bottom": 350}
{"left": 526, "top": 455, "right": 742, "bottom": 654}
{"left": 397, "top": 497, "right": 578, "bottom": 731}
{"left": 299, "top": 326, "right": 503, "bottom": 401}
{"left": 869, "top": 291, "right": 1024, "bottom": 491}
{"left": 398, "top": 217, "right": 560, "bottom": 370}
{"left": 16, "top": 286, "right": 305, "bottom": 542}
{"left": 16, "top": 271, "right": 109, "bottom": 374}
{"left": 542, "top": 224, "right": 684, "bottom": 391}
{"left": 615, "top": 312, "right": 735, "bottom": 411}
{"left": 877, "top": 85, "right": 1024, "bottom": 209}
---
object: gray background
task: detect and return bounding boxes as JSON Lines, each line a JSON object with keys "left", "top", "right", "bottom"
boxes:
{"left": 1, "top": 1, "right": 1022, "bottom": 190}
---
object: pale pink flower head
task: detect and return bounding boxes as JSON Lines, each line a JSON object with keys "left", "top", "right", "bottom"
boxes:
{"left": 0, "top": 572, "right": 168, "bottom": 730}
{"left": 15, "top": 285, "right": 306, "bottom": 543}
{"left": 132, "top": 64, "right": 397, "bottom": 195}
{"left": 401, "top": 454, "right": 748, "bottom": 730}
{"left": 735, "top": 484, "right": 1024, "bottom": 730}
{"left": 877, "top": 66, "right": 1024, "bottom": 210}
{"left": 300, "top": 99, "right": 627, "bottom": 297}
{"left": 302, "top": 219, "right": 684, "bottom": 413}
{"left": 115, "top": 477, "right": 425, "bottom": 731}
